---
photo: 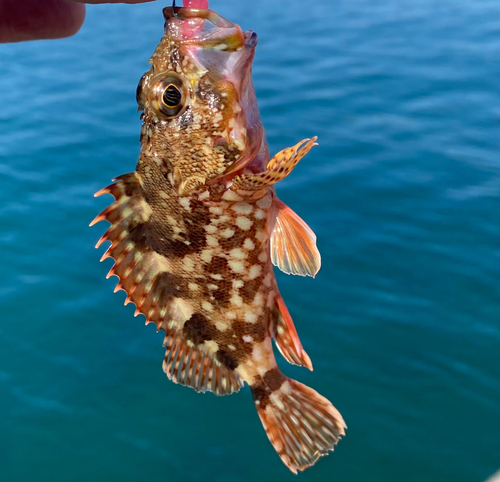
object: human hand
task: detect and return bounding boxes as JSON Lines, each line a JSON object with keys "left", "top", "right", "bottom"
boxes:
{"left": 0, "top": 0, "right": 156, "bottom": 43}
{"left": 0, "top": 0, "right": 211, "bottom": 44}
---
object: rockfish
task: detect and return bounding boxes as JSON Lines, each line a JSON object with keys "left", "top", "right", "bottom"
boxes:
{"left": 91, "top": 4, "right": 346, "bottom": 473}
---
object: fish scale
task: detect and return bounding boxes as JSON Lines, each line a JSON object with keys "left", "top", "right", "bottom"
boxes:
{"left": 91, "top": 4, "right": 346, "bottom": 474}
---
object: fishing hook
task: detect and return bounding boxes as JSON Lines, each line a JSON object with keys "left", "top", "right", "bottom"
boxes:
{"left": 172, "top": 0, "right": 181, "bottom": 19}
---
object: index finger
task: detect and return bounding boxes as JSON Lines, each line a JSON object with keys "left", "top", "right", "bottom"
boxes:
{"left": 0, "top": 0, "right": 85, "bottom": 43}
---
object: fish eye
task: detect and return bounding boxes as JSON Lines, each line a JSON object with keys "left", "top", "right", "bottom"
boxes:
{"left": 136, "top": 74, "right": 146, "bottom": 110}
{"left": 151, "top": 74, "right": 188, "bottom": 118}
{"left": 163, "top": 84, "right": 182, "bottom": 108}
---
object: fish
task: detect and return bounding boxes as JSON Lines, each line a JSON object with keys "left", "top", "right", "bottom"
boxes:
{"left": 91, "top": 4, "right": 346, "bottom": 473}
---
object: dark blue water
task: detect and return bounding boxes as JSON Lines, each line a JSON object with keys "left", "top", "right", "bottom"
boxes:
{"left": 1, "top": 1, "right": 499, "bottom": 481}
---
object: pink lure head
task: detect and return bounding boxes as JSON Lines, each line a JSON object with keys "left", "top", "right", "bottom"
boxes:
{"left": 183, "top": 0, "right": 209, "bottom": 8}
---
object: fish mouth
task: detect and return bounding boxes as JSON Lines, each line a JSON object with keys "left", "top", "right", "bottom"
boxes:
{"left": 163, "top": 6, "right": 247, "bottom": 51}
{"left": 162, "top": 6, "right": 262, "bottom": 181}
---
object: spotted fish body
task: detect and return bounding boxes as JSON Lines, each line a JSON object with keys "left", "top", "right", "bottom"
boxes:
{"left": 92, "top": 6, "right": 345, "bottom": 473}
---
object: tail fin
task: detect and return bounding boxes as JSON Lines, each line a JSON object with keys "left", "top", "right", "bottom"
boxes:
{"left": 251, "top": 375, "right": 346, "bottom": 473}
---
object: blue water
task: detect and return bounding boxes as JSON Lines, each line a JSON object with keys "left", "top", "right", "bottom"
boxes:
{"left": 1, "top": 1, "right": 499, "bottom": 481}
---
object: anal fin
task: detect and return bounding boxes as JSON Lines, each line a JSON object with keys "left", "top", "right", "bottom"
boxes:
{"left": 271, "top": 198, "right": 321, "bottom": 277}
{"left": 271, "top": 295, "right": 313, "bottom": 371}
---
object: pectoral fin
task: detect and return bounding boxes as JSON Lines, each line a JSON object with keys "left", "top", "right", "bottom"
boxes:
{"left": 271, "top": 198, "right": 321, "bottom": 277}
{"left": 231, "top": 137, "right": 318, "bottom": 192}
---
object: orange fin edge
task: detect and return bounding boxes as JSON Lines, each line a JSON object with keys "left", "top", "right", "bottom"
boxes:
{"left": 272, "top": 295, "right": 313, "bottom": 371}
{"left": 270, "top": 198, "right": 321, "bottom": 277}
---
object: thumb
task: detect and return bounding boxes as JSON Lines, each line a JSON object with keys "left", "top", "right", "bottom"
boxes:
{"left": 0, "top": 0, "right": 86, "bottom": 43}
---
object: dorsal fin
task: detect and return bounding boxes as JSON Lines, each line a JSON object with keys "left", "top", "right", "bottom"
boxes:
{"left": 91, "top": 174, "right": 243, "bottom": 396}
{"left": 270, "top": 198, "right": 321, "bottom": 277}
{"left": 271, "top": 294, "right": 313, "bottom": 371}
{"left": 162, "top": 324, "right": 244, "bottom": 395}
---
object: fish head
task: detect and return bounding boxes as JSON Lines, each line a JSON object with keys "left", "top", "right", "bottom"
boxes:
{"left": 136, "top": 6, "right": 263, "bottom": 196}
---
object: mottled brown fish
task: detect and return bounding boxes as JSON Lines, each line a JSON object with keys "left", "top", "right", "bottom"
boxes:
{"left": 91, "top": 4, "right": 346, "bottom": 473}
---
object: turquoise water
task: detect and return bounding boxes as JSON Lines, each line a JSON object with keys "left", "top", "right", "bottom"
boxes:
{"left": 1, "top": 0, "right": 499, "bottom": 481}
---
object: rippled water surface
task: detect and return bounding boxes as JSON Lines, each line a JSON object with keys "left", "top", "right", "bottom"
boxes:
{"left": 1, "top": 1, "right": 499, "bottom": 481}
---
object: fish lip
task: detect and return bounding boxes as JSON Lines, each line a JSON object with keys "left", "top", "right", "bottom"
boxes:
{"left": 162, "top": 7, "right": 246, "bottom": 50}
{"left": 244, "top": 30, "right": 258, "bottom": 48}
{"left": 163, "top": 7, "right": 234, "bottom": 29}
